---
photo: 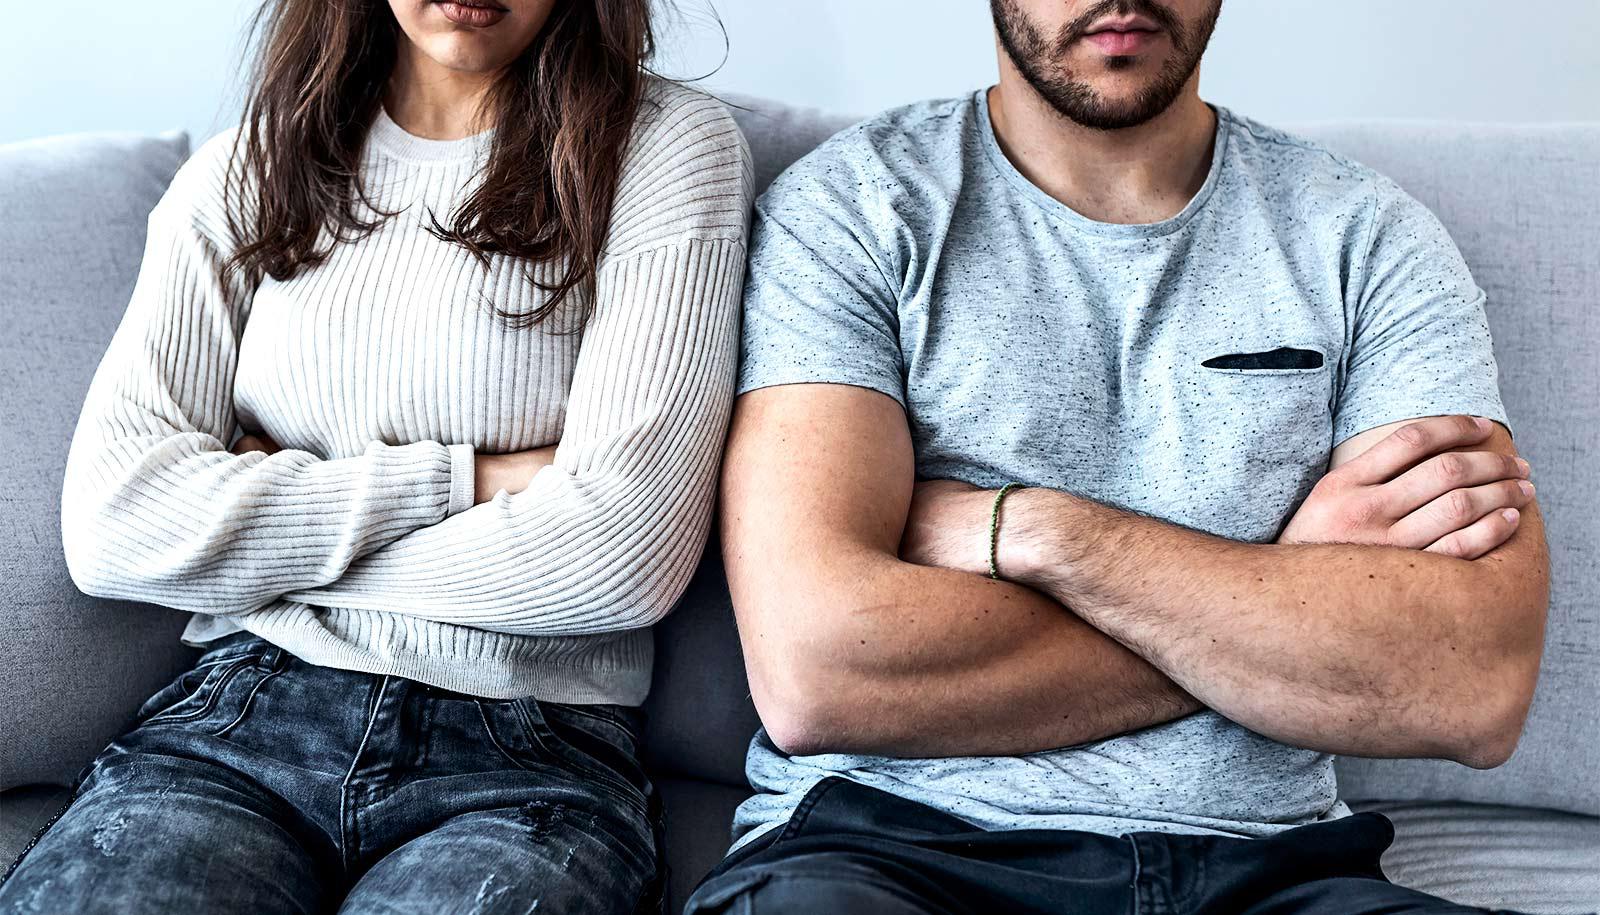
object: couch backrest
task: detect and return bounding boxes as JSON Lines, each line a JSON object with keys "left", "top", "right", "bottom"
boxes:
{"left": 647, "top": 96, "right": 1600, "bottom": 818}
{"left": 0, "top": 130, "right": 201, "bottom": 790}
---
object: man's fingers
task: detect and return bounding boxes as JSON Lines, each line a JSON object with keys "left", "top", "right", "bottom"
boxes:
{"left": 1391, "top": 480, "right": 1534, "bottom": 549}
{"left": 1337, "top": 415, "right": 1494, "bottom": 485}
{"left": 1379, "top": 450, "right": 1529, "bottom": 518}
{"left": 1423, "top": 508, "right": 1522, "bottom": 560}
{"left": 1396, "top": 479, "right": 1536, "bottom": 549}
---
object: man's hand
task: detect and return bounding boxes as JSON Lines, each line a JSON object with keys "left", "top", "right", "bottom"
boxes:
{"left": 1280, "top": 415, "right": 1533, "bottom": 558}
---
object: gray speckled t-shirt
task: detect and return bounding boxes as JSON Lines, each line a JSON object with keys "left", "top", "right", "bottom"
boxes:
{"left": 729, "top": 89, "right": 1508, "bottom": 852}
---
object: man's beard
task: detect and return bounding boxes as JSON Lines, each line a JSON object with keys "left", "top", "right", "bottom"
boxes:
{"left": 991, "top": 0, "right": 1221, "bottom": 130}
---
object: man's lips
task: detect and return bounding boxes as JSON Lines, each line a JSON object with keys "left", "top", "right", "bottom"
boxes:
{"left": 1081, "top": 15, "right": 1163, "bottom": 55}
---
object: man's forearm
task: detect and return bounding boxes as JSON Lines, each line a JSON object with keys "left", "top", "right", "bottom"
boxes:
{"left": 729, "top": 541, "right": 1202, "bottom": 758}
{"left": 1001, "top": 488, "right": 1547, "bottom": 766}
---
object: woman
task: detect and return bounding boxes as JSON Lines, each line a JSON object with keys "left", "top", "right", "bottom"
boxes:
{"left": 0, "top": 0, "right": 750, "bottom": 911}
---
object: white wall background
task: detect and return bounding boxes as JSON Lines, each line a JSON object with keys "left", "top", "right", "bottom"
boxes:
{"left": 4, "top": 0, "right": 1598, "bottom": 146}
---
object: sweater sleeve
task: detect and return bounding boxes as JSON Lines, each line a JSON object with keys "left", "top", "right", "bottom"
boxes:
{"left": 59, "top": 130, "right": 478, "bottom": 617}
{"left": 281, "top": 89, "right": 753, "bottom": 636}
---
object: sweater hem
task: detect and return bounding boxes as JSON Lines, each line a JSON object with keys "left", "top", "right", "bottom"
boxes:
{"left": 217, "top": 612, "right": 654, "bottom": 704}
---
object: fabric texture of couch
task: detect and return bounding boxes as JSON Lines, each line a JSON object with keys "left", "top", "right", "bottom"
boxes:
{"left": 1, "top": 96, "right": 1595, "bottom": 914}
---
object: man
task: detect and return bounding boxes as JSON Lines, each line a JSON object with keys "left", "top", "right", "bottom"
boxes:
{"left": 687, "top": 0, "right": 1550, "bottom": 912}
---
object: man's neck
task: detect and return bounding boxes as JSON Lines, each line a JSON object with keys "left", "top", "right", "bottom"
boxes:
{"left": 987, "top": 69, "right": 1217, "bottom": 225}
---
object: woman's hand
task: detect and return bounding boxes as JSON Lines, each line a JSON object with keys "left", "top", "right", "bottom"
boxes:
{"left": 473, "top": 446, "right": 559, "bottom": 505}
{"left": 228, "top": 431, "right": 555, "bottom": 508}
{"left": 229, "top": 432, "right": 280, "bottom": 455}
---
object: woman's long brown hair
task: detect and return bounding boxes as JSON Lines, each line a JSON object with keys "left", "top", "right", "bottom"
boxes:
{"left": 220, "top": 0, "right": 656, "bottom": 330}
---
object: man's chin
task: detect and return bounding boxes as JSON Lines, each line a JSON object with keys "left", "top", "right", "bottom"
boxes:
{"left": 1050, "top": 97, "right": 1171, "bottom": 131}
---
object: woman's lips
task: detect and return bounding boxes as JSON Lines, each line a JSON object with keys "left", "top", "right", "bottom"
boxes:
{"left": 1083, "top": 28, "right": 1161, "bottom": 55}
{"left": 435, "top": 1, "right": 508, "bottom": 27}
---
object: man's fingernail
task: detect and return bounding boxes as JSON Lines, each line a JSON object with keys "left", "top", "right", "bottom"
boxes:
{"left": 1516, "top": 458, "right": 1531, "bottom": 475}
{"left": 1519, "top": 480, "right": 1535, "bottom": 496}
{"left": 1502, "top": 508, "right": 1520, "bottom": 523}
{"left": 1474, "top": 416, "right": 1491, "bottom": 430}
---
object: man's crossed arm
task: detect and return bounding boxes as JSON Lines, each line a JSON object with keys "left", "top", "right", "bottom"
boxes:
{"left": 721, "top": 382, "right": 1547, "bottom": 767}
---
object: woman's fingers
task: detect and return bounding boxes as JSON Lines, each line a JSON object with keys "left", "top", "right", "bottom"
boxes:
{"left": 1423, "top": 507, "right": 1523, "bottom": 560}
{"left": 229, "top": 433, "right": 280, "bottom": 455}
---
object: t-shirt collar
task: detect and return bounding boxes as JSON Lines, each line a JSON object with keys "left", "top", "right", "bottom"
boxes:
{"left": 974, "top": 86, "right": 1232, "bottom": 239}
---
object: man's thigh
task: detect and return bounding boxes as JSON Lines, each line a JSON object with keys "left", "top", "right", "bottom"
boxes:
{"left": 0, "top": 751, "right": 331, "bottom": 915}
{"left": 684, "top": 777, "right": 1136, "bottom": 915}
{"left": 1239, "top": 876, "right": 1533, "bottom": 915}
{"left": 1165, "top": 812, "right": 1541, "bottom": 915}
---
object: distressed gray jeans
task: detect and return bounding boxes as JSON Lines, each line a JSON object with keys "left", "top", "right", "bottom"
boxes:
{"left": 0, "top": 632, "right": 662, "bottom": 914}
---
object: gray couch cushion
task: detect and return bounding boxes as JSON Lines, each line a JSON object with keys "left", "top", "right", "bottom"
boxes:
{"left": 1354, "top": 800, "right": 1600, "bottom": 915}
{"left": 0, "top": 131, "right": 204, "bottom": 789}
{"left": 0, "top": 785, "right": 73, "bottom": 874}
{"left": 644, "top": 534, "right": 762, "bottom": 787}
{"left": 656, "top": 777, "right": 751, "bottom": 914}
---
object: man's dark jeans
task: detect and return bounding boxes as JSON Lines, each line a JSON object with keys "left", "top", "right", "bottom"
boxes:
{"left": 684, "top": 776, "right": 1539, "bottom": 915}
{"left": 0, "top": 632, "right": 662, "bottom": 914}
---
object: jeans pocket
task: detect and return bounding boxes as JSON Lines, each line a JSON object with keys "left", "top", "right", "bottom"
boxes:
{"left": 506, "top": 699, "right": 651, "bottom": 816}
{"left": 137, "top": 647, "right": 267, "bottom": 728}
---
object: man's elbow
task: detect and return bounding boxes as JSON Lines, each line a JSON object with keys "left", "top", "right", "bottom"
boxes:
{"left": 1446, "top": 652, "right": 1541, "bottom": 770}
{"left": 1449, "top": 704, "right": 1528, "bottom": 770}
{"left": 759, "top": 697, "right": 837, "bottom": 758}
{"left": 746, "top": 643, "right": 871, "bottom": 757}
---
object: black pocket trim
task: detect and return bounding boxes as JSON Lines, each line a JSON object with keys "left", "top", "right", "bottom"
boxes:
{"left": 1202, "top": 347, "right": 1324, "bottom": 371}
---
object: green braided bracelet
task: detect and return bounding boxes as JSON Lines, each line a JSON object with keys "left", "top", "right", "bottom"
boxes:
{"left": 988, "top": 482, "right": 1025, "bottom": 580}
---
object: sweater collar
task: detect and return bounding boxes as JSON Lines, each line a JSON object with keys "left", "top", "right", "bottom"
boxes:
{"left": 367, "top": 103, "right": 495, "bottom": 164}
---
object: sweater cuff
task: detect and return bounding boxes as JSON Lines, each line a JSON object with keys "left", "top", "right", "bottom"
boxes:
{"left": 445, "top": 443, "right": 477, "bottom": 516}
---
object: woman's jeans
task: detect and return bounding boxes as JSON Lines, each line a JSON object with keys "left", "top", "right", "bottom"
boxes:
{"left": 0, "top": 632, "right": 662, "bottom": 914}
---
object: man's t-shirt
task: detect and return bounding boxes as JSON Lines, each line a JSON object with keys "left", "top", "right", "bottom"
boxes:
{"left": 730, "top": 88, "right": 1509, "bottom": 851}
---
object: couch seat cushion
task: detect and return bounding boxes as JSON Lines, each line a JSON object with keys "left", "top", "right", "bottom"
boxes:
{"left": 1355, "top": 800, "right": 1600, "bottom": 914}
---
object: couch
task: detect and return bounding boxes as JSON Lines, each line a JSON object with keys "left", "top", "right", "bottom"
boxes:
{"left": 2, "top": 95, "right": 1596, "bottom": 914}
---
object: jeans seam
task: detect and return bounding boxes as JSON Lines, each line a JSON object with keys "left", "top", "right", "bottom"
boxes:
{"left": 1129, "top": 835, "right": 1144, "bottom": 915}
{"left": 0, "top": 779, "right": 85, "bottom": 889}
{"left": 208, "top": 665, "right": 284, "bottom": 739}
{"left": 141, "top": 655, "right": 256, "bottom": 727}
{"left": 339, "top": 674, "right": 389, "bottom": 874}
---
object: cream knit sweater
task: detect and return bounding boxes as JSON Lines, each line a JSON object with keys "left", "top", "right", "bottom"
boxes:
{"left": 59, "top": 79, "right": 754, "bottom": 703}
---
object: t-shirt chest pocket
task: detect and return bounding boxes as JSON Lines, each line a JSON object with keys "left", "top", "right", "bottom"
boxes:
{"left": 1181, "top": 341, "right": 1337, "bottom": 473}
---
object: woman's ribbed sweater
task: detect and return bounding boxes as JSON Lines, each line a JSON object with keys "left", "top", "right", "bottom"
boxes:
{"left": 58, "top": 79, "right": 754, "bottom": 703}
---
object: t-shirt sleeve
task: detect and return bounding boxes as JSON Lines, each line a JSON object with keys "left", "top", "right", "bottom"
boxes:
{"left": 735, "top": 144, "right": 907, "bottom": 408}
{"left": 1332, "top": 182, "right": 1510, "bottom": 446}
